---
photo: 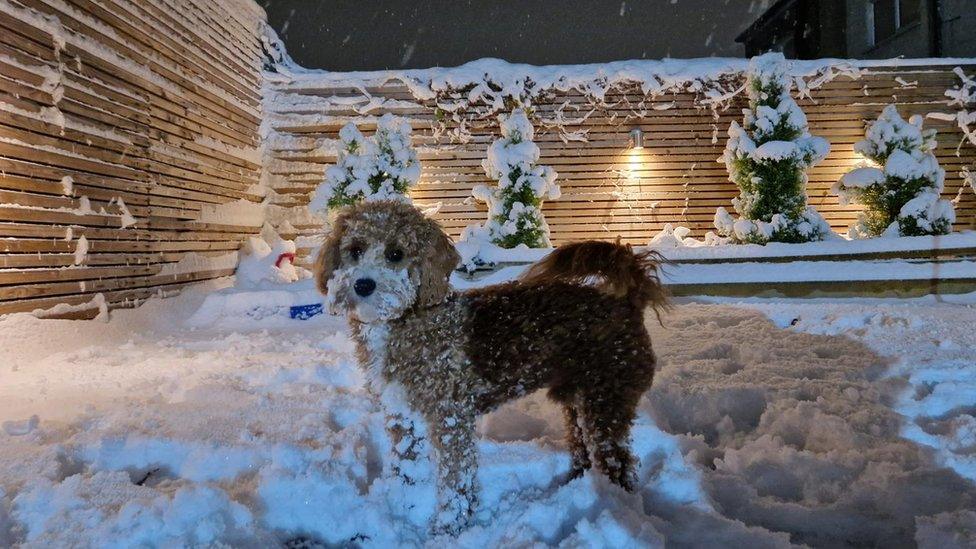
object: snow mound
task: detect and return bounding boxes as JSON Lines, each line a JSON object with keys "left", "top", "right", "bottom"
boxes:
{"left": 187, "top": 279, "right": 324, "bottom": 328}
{"left": 12, "top": 473, "right": 265, "bottom": 546}
{"left": 648, "top": 224, "right": 729, "bottom": 249}
{"left": 235, "top": 225, "right": 309, "bottom": 290}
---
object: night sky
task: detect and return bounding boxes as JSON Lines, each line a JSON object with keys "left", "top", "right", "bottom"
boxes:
{"left": 258, "top": 0, "right": 768, "bottom": 71}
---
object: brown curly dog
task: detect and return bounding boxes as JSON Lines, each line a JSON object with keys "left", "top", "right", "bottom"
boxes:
{"left": 315, "top": 200, "right": 668, "bottom": 532}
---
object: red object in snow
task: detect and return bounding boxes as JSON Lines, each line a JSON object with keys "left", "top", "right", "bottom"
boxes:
{"left": 275, "top": 252, "right": 296, "bottom": 268}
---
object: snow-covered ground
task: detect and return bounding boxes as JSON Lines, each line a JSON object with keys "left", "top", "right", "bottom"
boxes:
{"left": 1, "top": 276, "right": 975, "bottom": 547}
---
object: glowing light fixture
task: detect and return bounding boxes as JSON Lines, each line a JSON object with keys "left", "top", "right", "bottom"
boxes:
{"left": 629, "top": 128, "right": 644, "bottom": 149}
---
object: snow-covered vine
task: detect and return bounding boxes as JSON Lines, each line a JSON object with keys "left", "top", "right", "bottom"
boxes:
{"left": 264, "top": 34, "right": 862, "bottom": 145}
{"left": 944, "top": 67, "right": 976, "bottom": 211}
{"left": 945, "top": 67, "right": 976, "bottom": 149}
{"left": 959, "top": 168, "right": 976, "bottom": 204}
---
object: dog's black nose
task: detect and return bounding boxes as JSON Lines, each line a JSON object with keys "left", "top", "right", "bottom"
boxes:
{"left": 353, "top": 278, "right": 376, "bottom": 297}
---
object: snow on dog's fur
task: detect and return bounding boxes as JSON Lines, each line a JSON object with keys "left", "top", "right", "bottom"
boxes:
{"left": 315, "top": 200, "right": 668, "bottom": 532}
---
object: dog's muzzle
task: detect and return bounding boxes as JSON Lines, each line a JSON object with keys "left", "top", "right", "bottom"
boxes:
{"left": 325, "top": 265, "right": 418, "bottom": 323}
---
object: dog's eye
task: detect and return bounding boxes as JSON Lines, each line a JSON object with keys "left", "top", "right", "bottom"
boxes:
{"left": 385, "top": 247, "right": 404, "bottom": 263}
{"left": 348, "top": 246, "right": 363, "bottom": 260}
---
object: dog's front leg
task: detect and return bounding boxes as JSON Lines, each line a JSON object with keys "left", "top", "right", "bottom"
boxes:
{"left": 368, "top": 383, "right": 441, "bottom": 528}
{"left": 377, "top": 384, "right": 431, "bottom": 485}
{"left": 385, "top": 410, "right": 428, "bottom": 484}
{"left": 428, "top": 407, "right": 478, "bottom": 534}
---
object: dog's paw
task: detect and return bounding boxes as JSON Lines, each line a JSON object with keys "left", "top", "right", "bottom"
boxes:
{"left": 615, "top": 468, "right": 639, "bottom": 493}
{"left": 430, "top": 494, "right": 475, "bottom": 536}
{"left": 430, "top": 520, "right": 464, "bottom": 538}
{"left": 566, "top": 465, "right": 589, "bottom": 483}
{"left": 430, "top": 513, "right": 472, "bottom": 538}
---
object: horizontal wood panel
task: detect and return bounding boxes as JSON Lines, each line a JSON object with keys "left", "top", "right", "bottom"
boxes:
{"left": 0, "top": 0, "right": 266, "bottom": 314}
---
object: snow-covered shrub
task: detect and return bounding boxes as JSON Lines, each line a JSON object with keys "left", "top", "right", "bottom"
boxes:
{"left": 309, "top": 114, "right": 421, "bottom": 213}
{"left": 834, "top": 105, "right": 954, "bottom": 237}
{"left": 455, "top": 225, "right": 494, "bottom": 272}
{"left": 715, "top": 52, "right": 832, "bottom": 244}
{"left": 466, "top": 108, "right": 560, "bottom": 250}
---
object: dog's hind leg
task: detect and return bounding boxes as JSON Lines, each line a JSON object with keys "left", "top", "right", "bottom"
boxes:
{"left": 562, "top": 399, "right": 591, "bottom": 480}
{"left": 579, "top": 390, "right": 641, "bottom": 492}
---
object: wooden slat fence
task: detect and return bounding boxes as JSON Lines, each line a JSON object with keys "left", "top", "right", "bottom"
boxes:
{"left": 0, "top": 0, "right": 267, "bottom": 315}
{"left": 265, "top": 64, "right": 976, "bottom": 254}
{"left": 4, "top": 0, "right": 976, "bottom": 315}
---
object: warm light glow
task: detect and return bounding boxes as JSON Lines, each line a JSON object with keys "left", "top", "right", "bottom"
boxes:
{"left": 626, "top": 149, "right": 644, "bottom": 180}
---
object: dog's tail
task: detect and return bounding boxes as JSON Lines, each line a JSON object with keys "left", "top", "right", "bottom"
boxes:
{"left": 519, "top": 240, "right": 670, "bottom": 315}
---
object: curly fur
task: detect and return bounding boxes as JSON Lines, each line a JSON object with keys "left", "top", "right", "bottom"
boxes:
{"left": 315, "top": 200, "right": 666, "bottom": 532}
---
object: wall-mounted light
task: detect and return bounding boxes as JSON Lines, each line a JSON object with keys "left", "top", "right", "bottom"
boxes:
{"left": 629, "top": 128, "right": 644, "bottom": 150}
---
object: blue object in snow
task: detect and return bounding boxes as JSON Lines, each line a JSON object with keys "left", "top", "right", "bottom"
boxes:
{"left": 289, "top": 303, "right": 324, "bottom": 320}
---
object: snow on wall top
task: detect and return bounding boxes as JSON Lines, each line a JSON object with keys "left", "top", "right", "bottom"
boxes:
{"left": 261, "top": 25, "right": 976, "bottom": 128}
{"left": 270, "top": 56, "right": 863, "bottom": 113}
{"left": 265, "top": 20, "right": 976, "bottom": 109}
{"left": 272, "top": 51, "right": 976, "bottom": 93}
{"left": 263, "top": 20, "right": 976, "bottom": 148}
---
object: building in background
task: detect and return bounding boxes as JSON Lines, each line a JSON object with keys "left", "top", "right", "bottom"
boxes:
{"left": 738, "top": 0, "right": 976, "bottom": 59}
{"left": 258, "top": 0, "right": 755, "bottom": 71}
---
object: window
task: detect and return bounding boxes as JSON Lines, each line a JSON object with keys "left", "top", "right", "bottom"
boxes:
{"left": 868, "top": 0, "right": 921, "bottom": 46}
{"left": 899, "top": 0, "right": 920, "bottom": 27}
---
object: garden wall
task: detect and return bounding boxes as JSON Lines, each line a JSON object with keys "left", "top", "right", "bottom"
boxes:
{"left": 3, "top": 0, "right": 976, "bottom": 316}
{"left": 0, "top": 0, "right": 267, "bottom": 315}
{"left": 264, "top": 59, "right": 976, "bottom": 252}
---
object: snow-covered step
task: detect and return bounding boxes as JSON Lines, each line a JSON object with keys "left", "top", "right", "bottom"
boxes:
{"left": 454, "top": 257, "right": 976, "bottom": 298}
{"left": 665, "top": 258, "right": 976, "bottom": 298}
{"left": 666, "top": 258, "right": 976, "bottom": 285}
{"left": 656, "top": 231, "right": 976, "bottom": 264}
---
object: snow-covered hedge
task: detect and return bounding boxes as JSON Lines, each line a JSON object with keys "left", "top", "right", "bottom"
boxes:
{"left": 715, "top": 53, "right": 832, "bottom": 244}
{"left": 463, "top": 109, "right": 560, "bottom": 253}
{"left": 834, "top": 105, "right": 954, "bottom": 237}
{"left": 309, "top": 114, "right": 421, "bottom": 213}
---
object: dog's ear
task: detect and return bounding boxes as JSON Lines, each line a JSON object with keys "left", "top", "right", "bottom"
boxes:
{"left": 314, "top": 213, "right": 345, "bottom": 295}
{"left": 416, "top": 218, "right": 459, "bottom": 308}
